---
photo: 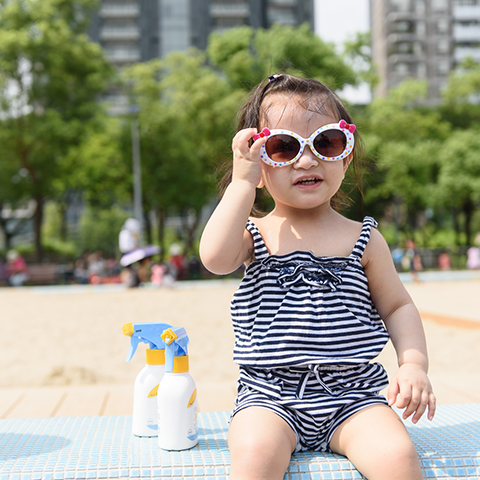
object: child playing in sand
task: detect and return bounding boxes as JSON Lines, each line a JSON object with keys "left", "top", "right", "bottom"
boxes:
{"left": 200, "top": 74, "right": 435, "bottom": 480}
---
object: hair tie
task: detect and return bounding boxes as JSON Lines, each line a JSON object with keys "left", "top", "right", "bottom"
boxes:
{"left": 268, "top": 74, "right": 282, "bottom": 83}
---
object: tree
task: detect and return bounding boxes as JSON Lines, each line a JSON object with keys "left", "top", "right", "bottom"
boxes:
{"left": 0, "top": 0, "right": 112, "bottom": 259}
{"left": 439, "top": 58, "right": 480, "bottom": 129}
{"left": 362, "top": 79, "right": 450, "bottom": 239}
{"left": 435, "top": 128, "right": 480, "bottom": 246}
{"left": 207, "top": 23, "right": 357, "bottom": 91}
{"left": 124, "top": 50, "right": 241, "bottom": 255}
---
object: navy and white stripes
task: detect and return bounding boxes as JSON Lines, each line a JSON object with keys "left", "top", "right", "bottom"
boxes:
{"left": 231, "top": 217, "right": 390, "bottom": 369}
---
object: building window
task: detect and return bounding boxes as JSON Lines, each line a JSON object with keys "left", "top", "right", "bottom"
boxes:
{"left": 415, "top": 1, "right": 426, "bottom": 14}
{"left": 394, "top": 62, "right": 410, "bottom": 75}
{"left": 213, "top": 17, "right": 246, "bottom": 28}
{"left": 397, "top": 42, "right": 414, "bottom": 54}
{"left": 417, "top": 62, "right": 427, "bottom": 77}
{"left": 453, "top": 0, "right": 479, "bottom": 5}
{"left": 436, "top": 18, "right": 449, "bottom": 33}
{"left": 437, "top": 39, "right": 449, "bottom": 54}
{"left": 391, "top": 0, "right": 411, "bottom": 12}
{"left": 432, "top": 0, "right": 448, "bottom": 10}
{"left": 416, "top": 21, "right": 426, "bottom": 36}
{"left": 436, "top": 59, "right": 450, "bottom": 74}
{"left": 394, "top": 20, "right": 414, "bottom": 33}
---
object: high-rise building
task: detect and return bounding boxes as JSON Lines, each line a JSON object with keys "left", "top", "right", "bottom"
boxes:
{"left": 89, "top": 0, "right": 314, "bottom": 66}
{"left": 371, "top": 0, "right": 480, "bottom": 105}
{"left": 88, "top": 0, "right": 313, "bottom": 111}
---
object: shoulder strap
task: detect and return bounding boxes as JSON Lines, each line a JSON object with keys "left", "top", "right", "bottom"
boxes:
{"left": 246, "top": 219, "right": 269, "bottom": 261}
{"left": 350, "top": 216, "right": 378, "bottom": 260}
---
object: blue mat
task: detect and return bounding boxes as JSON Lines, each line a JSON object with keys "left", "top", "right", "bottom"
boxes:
{"left": 1, "top": 406, "right": 480, "bottom": 479}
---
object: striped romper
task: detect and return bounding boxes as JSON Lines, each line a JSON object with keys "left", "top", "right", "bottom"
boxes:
{"left": 231, "top": 216, "right": 390, "bottom": 452}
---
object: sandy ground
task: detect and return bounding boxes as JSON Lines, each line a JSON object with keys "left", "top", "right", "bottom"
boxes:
{"left": 1, "top": 278, "right": 479, "bottom": 408}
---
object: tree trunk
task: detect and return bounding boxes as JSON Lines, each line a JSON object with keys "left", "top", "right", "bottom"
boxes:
{"left": 452, "top": 206, "right": 461, "bottom": 246}
{"left": 33, "top": 196, "right": 44, "bottom": 262}
{"left": 182, "top": 211, "right": 200, "bottom": 257}
{"left": 157, "top": 207, "right": 166, "bottom": 262}
{"left": 59, "top": 201, "right": 68, "bottom": 241}
{"left": 144, "top": 209, "right": 153, "bottom": 245}
{"left": 463, "top": 197, "right": 475, "bottom": 247}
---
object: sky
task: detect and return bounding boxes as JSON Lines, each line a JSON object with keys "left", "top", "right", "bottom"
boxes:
{"left": 314, "top": 0, "right": 371, "bottom": 103}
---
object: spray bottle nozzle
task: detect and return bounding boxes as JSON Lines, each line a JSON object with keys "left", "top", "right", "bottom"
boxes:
{"left": 123, "top": 322, "right": 135, "bottom": 337}
{"left": 161, "top": 327, "right": 189, "bottom": 373}
{"left": 123, "top": 322, "right": 172, "bottom": 363}
{"left": 161, "top": 328, "right": 177, "bottom": 345}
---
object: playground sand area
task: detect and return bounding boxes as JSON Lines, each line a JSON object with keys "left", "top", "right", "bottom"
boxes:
{"left": 1, "top": 278, "right": 480, "bottom": 413}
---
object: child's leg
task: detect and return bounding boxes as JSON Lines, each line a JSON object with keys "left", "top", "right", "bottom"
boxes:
{"left": 329, "top": 404, "right": 423, "bottom": 480}
{"left": 228, "top": 407, "right": 297, "bottom": 480}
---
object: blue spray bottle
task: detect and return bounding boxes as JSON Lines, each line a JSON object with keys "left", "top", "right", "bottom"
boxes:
{"left": 157, "top": 327, "right": 198, "bottom": 450}
{"left": 122, "top": 321, "right": 172, "bottom": 437}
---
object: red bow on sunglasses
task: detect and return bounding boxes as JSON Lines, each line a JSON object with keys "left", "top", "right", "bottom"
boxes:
{"left": 253, "top": 128, "right": 271, "bottom": 141}
{"left": 339, "top": 120, "right": 356, "bottom": 133}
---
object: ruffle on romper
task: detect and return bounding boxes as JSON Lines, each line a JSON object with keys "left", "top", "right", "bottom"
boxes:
{"left": 262, "top": 255, "right": 350, "bottom": 292}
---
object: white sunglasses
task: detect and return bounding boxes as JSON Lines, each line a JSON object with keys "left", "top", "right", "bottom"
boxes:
{"left": 259, "top": 120, "right": 356, "bottom": 167}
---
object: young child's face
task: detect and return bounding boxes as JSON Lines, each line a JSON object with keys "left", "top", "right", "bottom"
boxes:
{"left": 259, "top": 94, "right": 352, "bottom": 212}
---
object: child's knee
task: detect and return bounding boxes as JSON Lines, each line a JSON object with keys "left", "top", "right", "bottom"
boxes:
{"left": 372, "top": 435, "right": 420, "bottom": 475}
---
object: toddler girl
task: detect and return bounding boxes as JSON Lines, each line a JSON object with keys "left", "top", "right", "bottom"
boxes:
{"left": 200, "top": 74, "right": 435, "bottom": 480}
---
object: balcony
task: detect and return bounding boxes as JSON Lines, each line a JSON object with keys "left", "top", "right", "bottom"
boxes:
{"left": 269, "top": 0, "right": 296, "bottom": 5}
{"left": 100, "top": 27, "right": 139, "bottom": 41}
{"left": 455, "top": 46, "right": 480, "bottom": 63}
{"left": 453, "top": 5, "right": 480, "bottom": 21}
{"left": 453, "top": 24, "right": 480, "bottom": 43}
{"left": 105, "top": 48, "right": 140, "bottom": 63}
{"left": 100, "top": 4, "right": 139, "bottom": 18}
{"left": 210, "top": 4, "right": 249, "bottom": 18}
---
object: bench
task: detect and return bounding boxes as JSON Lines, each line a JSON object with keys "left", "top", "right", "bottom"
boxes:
{"left": 25, "top": 264, "right": 58, "bottom": 285}
{"left": 0, "top": 404, "right": 479, "bottom": 479}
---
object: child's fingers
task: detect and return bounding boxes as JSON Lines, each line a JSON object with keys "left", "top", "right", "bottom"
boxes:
{"left": 399, "top": 387, "right": 418, "bottom": 419}
{"left": 427, "top": 392, "right": 436, "bottom": 420}
{"left": 387, "top": 381, "right": 400, "bottom": 407}
{"left": 232, "top": 128, "right": 257, "bottom": 156}
{"left": 410, "top": 390, "right": 429, "bottom": 424}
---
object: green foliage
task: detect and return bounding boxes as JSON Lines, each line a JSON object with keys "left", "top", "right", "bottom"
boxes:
{"left": 436, "top": 128, "right": 480, "bottom": 204}
{"left": 343, "top": 31, "right": 378, "bottom": 90}
{"left": 63, "top": 115, "right": 130, "bottom": 207}
{"left": 13, "top": 239, "right": 77, "bottom": 262}
{"left": 0, "top": 0, "right": 112, "bottom": 259}
{"left": 207, "top": 24, "right": 357, "bottom": 91}
{"left": 77, "top": 206, "right": 128, "bottom": 257}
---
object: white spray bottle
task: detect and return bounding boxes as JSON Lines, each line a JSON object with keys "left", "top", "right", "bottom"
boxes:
{"left": 157, "top": 327, "right": 198, "bottom": 450}
{"left": 122, "top": 321, "right": 172, "bottom": 437}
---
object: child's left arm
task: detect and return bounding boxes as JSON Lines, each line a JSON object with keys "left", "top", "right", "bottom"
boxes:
{"left": 363, "top": 229, "right": 436, "bottom": 424}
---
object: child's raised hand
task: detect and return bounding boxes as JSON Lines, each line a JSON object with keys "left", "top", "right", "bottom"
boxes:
{"left": 387, "top": 363, "right": 436, "bottom": 424}
{"left": 231, "top": 128, "right": 267, "bottom": 188}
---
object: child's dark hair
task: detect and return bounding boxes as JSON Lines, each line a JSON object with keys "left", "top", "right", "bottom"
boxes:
{"left": 219, "top": 74, "right": 365, "bottom": 214}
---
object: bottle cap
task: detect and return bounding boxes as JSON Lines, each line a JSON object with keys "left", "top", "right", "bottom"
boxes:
{"left": 172, "top": 355, "right": 189, "bottom": 373}
{"left": 146, "top": 349, "right": 165, "bottom": 365}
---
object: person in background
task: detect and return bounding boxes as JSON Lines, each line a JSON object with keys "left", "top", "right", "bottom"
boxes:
{"left": 6, "top": 250, "right": 28, "bottom": 287}
{"left": 466, "top": 245, "right": 480, "bottom": 270}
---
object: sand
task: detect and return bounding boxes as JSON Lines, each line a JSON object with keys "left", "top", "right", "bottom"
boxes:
{"left": 1, "top": 278, "right": 479, "bottom": 407}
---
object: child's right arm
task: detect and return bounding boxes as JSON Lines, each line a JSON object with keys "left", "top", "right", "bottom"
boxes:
{"left": 199, "top": 128, "right": 266, "bottom": 275}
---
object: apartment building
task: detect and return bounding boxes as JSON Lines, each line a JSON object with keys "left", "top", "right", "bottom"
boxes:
{"left": 371, "top": 0, "right": 480, "bottom": 105}
{"left": 88, "top": 0, "right": 313, "bottom": 111}
{"left": 89, "top": 0, "right": 314, "bottom": 65}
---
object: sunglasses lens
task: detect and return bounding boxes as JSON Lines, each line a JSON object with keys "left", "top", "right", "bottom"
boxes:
{"left": 265, "top": 135, "right": 301, "bottom": 163}
{"left": 313, "top": 130, "right": 347, "bottom": 158}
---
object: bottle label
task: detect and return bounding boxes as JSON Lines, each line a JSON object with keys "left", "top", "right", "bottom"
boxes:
{"left": 186, "top": 390, "right": 198, "bottom": 442}
{"left": 148, "top": 385, "right": 159, "bottom": 398}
